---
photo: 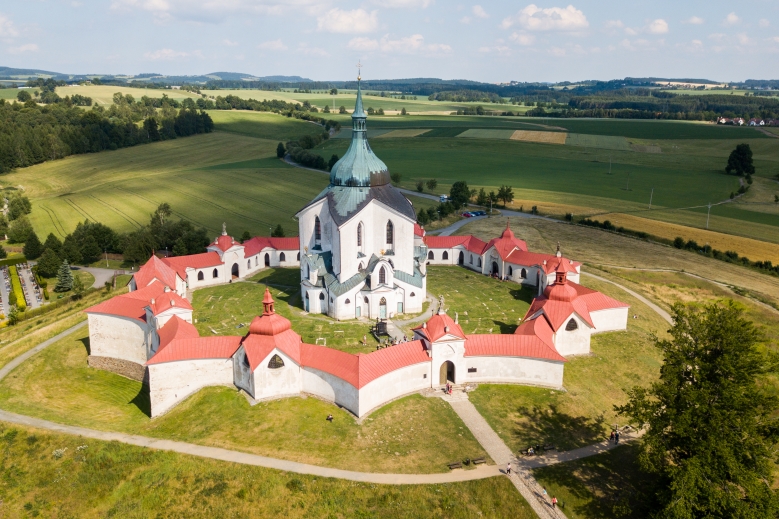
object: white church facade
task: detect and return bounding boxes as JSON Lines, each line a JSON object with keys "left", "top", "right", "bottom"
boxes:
{"left": 83, "top": 78, "right": 631, "bottom": 419}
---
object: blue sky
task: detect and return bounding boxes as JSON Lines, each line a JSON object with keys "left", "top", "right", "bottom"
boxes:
{"left": 0, "top": 1, "right": 777, "bottom": 82}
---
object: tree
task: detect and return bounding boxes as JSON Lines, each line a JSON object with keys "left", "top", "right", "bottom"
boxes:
{"left": 416, "top": 181, "right": 424, "bottom": 192}
{"left": 497, "top": 185, "right": 514, "bottom": 206}
{"left": 37, "top": 248, "right": 61, "bottom": 277}
{"left": 8, "top": 215, "right": 33, "bottom": 243}
{"left": 23, "top": 232, "right": 43, "bottom": 260}
{"left": 417, "top": 209, "right": 430, "bottom": 225}
{"left": 61, "top": 234, "right": 83, "bottom": 264}
{"left": 7, "top": 195, "right": 32, "bottom": 220}
{"left": 271, "top": 224, "right": 285, "bottom": 237}
{"left": 172, "top": 237, "right": 188, "bottom": 256}
{"left": 400, "top": 107, "right": 407, "bottom": 115}
{"left": 71, "top": 274, "right": 85, "bottom": 299}
{"left": 54, "top": 261, "right": 74, "bottom": 292}
{"left": 328, "top": 154, "right": 339, "bottom": 171}
{"left": 322, "top": 105, "right": 330, "bottom": 113}
{"left": 240, "top": 231, "right": 251, "bottom": 243}
{"left": 329, "top": 88, "right": 338, "bottom": 95}
{"left": 7, "top": 306, "right": 19, "bottom": 326}
{"left": 725, "top": 143, "right": 755, "bottom": 176}
{"left": 16, "top": 90, "right": 32, "bottom": 103}
{"left": 426, "top": 179, "right": 438, "bottom": 191}
{"left": 476, "top": 188, "right": 488, "bottom": 207}
{"left": 80, "top": 235, "right": 102, "bottom": 264}
{"left": 120, "top": 228, "right": 155, "bottom": 264}
{"left": 276, "top": 142, "right": 286, "bottom": 158}
{"left": 43, "top": 233, "right": 63, "bottom": 255}
{"left": 339, "top": 106, "right": 346, "bottom": 114}
{"left": 390, "top": 172, "right": 402, "bottom": 185}
{"left": 143, "top": 117, "right": 161, "bottom": 141}
{"left": 616, "top": 302, "right": 779, "bottom": 519}
{"left": 0, "top": 244, "right": 6, "bottom": 260}
{"left": 449, "top": 181, "right": 471, "bottom": 209}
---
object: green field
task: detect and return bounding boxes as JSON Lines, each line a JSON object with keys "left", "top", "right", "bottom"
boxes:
{"left": 0, "top": 88, "right": 22, "bottom": 100}
{"left": 55, "top": 84, "right": 201, "bottom": 105}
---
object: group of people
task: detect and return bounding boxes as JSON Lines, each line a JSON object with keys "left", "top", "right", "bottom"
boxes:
{"left": 541, "top": 487, "right": 559, "bottom": 509}
{"left": 444, "top": 382, "right": 453, "bottom": 395}
{"left": 609, "top": 429, "right": 621, "bottom": 444}
{"left": 374, "top": 335, "right": 412, "bottom": 350}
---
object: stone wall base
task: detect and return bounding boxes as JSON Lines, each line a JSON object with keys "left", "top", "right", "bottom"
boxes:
{"left": 88, "top": 355, "right": 146, "bottom": 382}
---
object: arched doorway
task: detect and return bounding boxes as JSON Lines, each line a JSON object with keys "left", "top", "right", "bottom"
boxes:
{"left": 458, "top": 251, "right": 464, "bottom": 265}
{"left": 231, "top": 263, "right": 239, "bottom": 279}
{"left": 379, "top": 297, "right": 387, "bottom": 319}
{"left": 491, "top": 261, "right": 499, "bottom": 276}
{"left": 439, "top": 361, "right": 455, "bottom": 385}
{"left": 264, "top": 253, "right": 270, "bottom": 267}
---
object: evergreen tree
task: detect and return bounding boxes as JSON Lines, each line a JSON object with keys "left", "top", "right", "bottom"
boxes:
{"left": 617, "top": 302, "right": 779, "bottom": 518}
{"left": 0, "top": 244, "right": 6, "bottom": 260}
{"left": 726, "top": 143, "right": 755, "bottom": 176}
{"left": 276, "top": 142, "right": 285, "bottom": 158}
{"left": 80, "top": 235, "right": 102, "bottom": 264}
{"left": 271, "top": 224, "right": 285, "bottom": 237}
{"left": 23, "top": 232, "right": 43, "bottom": 259}
{"left": 43, "top": 233, "right": 63, "bottom": 255}
{"left": 54, "top": 260, "right": 74, "bottom": 292}
{"left": 36, "top": 247, "right": 62, "bottom": 278}
{"left": 172, "top": 237, "right": 188, "bottom": 256}
{"left": 240, "top": 231, "right": 251, "bottom": 243}
{"left": 417, "top": 209, "right": 430, "bottom": 225}
{"left": 61, "top": 234, "right": 83, "bottom": 264}
{"left": 7, "top": 215, "right": 33, "bottom": 243}
{"left": 449, "top": 181, "right": 471, "bottom": 209}
{"left": 328, "top": 154, "right": 339, "bottom": 171}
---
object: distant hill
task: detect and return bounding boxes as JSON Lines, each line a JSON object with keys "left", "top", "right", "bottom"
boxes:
{"left": 0, "top": 66, "right": 62, "bottom": 77}
{"left": 626, "top": 77, "right": 722, "bottom": 85}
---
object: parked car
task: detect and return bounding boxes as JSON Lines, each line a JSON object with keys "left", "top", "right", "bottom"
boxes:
{"left": 461, "top": 212, "right": 473, "bottom": 217}
{"left": 473, "top": 210, "right": 486, "bottom": 216}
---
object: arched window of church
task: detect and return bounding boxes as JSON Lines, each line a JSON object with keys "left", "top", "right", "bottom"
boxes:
{"left": 213, "top": 268, "right": 219, "bottom": 278}
{"left": 520, "top": 268, "right": 527, "bottom": 279}
{"left": 247, "top": 260, "right": 251, "bottom": 269}
{"left": 357, "top": 223, "right": 363, "bottom": 247}
{"left": 566, "top": 318, "right": 578, "bottom": 331}
{"left": 297, "top": 252, "right": 300, "bottom": 261}
{"left": 508, "top": 266, "right": 513, "bottom": 276}
{"left": 197, "top": 271, "right": 204, "bottom": 281}
{"left": 428, "top": 251, "right": 434, "bottom": 260}
{"left": 314, "top": 216, "right": 321, "bottom": 242}
{"left": 268, "top": 354, "right": 284, "bottom": 369}
{"left": 345, "top": 298, "right": 351, "bottom": 304}
{"left": 359, "top": 262, "right": 364, "bottom": 270}
{"left": 243, "top": 352, "right": 251, "bottom": 369}
{"left": 255, "top": 257, "right": 258, "bottom": 266}
{"left": 477, "top": 258, "right": 482, "bottom": 267}
{"left": 410, "top": 292, "right": 415, "bottom": 297}
{"left": 364, "top": 296, "right": 369, "bottom": 303}
{"left": 386, "top": 221, "right": 394, "bottom": 245}
{"left": 442, "top": 251, "right": 449, "bottom": 260}
{"left": 319, "top": 292, "right": 325, "bottom": 300}
{"left": 280, "top": 252, "right": 286, "bottom": 262}
{"left": 379, "top": 267, "right": 386, "bottom": 285}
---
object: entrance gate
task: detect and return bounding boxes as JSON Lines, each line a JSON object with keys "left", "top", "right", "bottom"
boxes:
{"left": 439, "top": 361, "right": 455, "bottom": 385}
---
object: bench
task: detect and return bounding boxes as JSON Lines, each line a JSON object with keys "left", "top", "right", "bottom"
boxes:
{"left": 543, "top": 444, "right": 556, "bottom": 451}
{"left": 447, "top": 462, "right": 462, "bottom": 470}
{"left": 472, "top": 457, "right": 486, "bottom": 465}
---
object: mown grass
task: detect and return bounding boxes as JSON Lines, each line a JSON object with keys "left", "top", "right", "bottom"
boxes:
{"left": 0, "top": 422, "right": 533, "bottom": 518}
{"left": 0, "top": 327, "right": 490, "bottom": 473}
{"left": 208, "top": 110, "right": 331, "bottom": 141}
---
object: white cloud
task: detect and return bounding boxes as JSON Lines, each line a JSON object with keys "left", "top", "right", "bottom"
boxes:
{"left": 648, "top": 19, "right": 668, "bottom": 34}
{"left": 685, "top": 16, "right": 704, "bottom": 25}
{"left": 373, "top": 0, "right": 432, "bottom": 8}
{"left": 604, "top": 20, "right": 623, "bottom": 29}
{"left": 8, "top": 43, "right": 37, "bottom": 54}
{"left": 144, "top": 48, "right": 189, "bottom": 60}
{"left": 347, "top": 33, "right": 451, "bottom": 55}
{"left": 296, "top": 43, "right": 329, "bottom": 56}
{"left": 501, "top": 4, "right": 588, "bottom": 32}
{"left": 478, "top": 45, "right": 511, "bottom": 55}
{"left": 509, "top": 32, "right": 535, "bottom": 45}
{"left": 223, "top": 39, "right": 239, "bottom": 46}
{"left": 771, "top": 36, "right": 779, "bottom": 43}
{"left": 759, "top": 19, "right": 770, "bottom": 28}
{"left": 624, "top": 27, "right": 638, "bottom": 35}
{"left": 548, "top": 47, "right": 566, "bottom": 56}
{"left": 723, "top": 12, "right": 739, "bottom": 26}
{"left": 472, "top": 5, "right": 488, "bottom": 19}
{"left": 317, "top": 8, "right": 377, "bottom": 34}
{"left": 0, "top": 13, "right": 19, "bottom": 38}
{"left": 258, "top": 39, "right": 287, "bottom": 50}
{"left": 676, "top": 39, "right": 704, "bottom": 52}
{"left": 736, "top": 33, "right": 753, "bottom": 45}
{"left": 460, "top": 16, "right": 471, "bottom": 24}
{"left": 110, "top": 0, "right": 319, "bottom": 23}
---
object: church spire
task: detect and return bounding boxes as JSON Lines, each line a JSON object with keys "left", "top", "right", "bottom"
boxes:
{"left": 352, "top": 62, "right": 366, "bottom": 124}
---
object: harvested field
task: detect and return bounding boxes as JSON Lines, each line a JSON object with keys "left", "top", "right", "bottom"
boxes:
{"left": 376, "top": 128, "right": 431, "bottom": 138}
{"left": 457, "top": 129, "right": 515, "bottom": 139}
{"left": 565, "top": 133, "right": 631, "bottom": 151}
{"left": 596, "top": 212, "right": 779, "bottom": 264}
{"left": 510, "top": 130, "right": 567, "bottom": 144}
{"left": 630, "top": 144, "right": 662, "bottom": 153}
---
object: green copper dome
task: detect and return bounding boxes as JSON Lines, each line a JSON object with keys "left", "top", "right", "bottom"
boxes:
{"left": 329, "top": 79, "right": 390, "bottom": 187}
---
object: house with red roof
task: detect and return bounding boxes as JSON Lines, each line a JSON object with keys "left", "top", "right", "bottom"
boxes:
{"left": 423, "top": 221, "right": 581, "bottom": 295}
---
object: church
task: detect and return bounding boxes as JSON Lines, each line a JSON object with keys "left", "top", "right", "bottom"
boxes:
{"left": 83, "top": 77, "right": 631, "bottom": 418}
{"left": 296, "top": 76, "right": 427, "bottom": 320}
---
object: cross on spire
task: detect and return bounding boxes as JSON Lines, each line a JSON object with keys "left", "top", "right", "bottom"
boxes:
{"left": 356, "top": 60, "right": 362, "bottom": 81}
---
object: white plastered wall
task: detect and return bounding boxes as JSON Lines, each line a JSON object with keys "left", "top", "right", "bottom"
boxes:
{"left": 463, "top": 356, "right": 564, "bottom": 388}
{"left": 357, "top": 362, "right": 432, "bottom": 416}
{"left": 301, "top": 367, "right": 359, "bottom": 415}
{"left": 147, "top": 358, "right": 234, "bottom": 417}
{"left": 87, "top": 313, "right": 150, "bottom": 365}
{"left": 552, "top": 313, "right": 592, "bottom": 356}
{"left": 252, "top": 349, "right": 303, "bottom": 400}
{"left": 590, "top": 307, "right": 629, "bottom": 333}
{"left": 154, "top": 307, "right": 193, "bottom": 327}
{"left": 430, "top": 337, "right": 467, "bottom": 386}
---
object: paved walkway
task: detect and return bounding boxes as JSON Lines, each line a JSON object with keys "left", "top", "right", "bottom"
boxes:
{"left": 72, "top": 267, "right": 117, "bottom": 289}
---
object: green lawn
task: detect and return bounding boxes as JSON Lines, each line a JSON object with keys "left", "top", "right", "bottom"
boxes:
{"left": 208, "top": 110, "right": 331, "bottom": 141}
{"left": 0, "top": 323, "right": 490, "bottom": 474}
{"left": 0, "top": 423, "right": 534, "bottom": 518}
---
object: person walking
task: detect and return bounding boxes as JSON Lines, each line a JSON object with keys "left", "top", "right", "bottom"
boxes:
{"left": 551, "top": 497, "right": 558, "bottom": 509}
{"left": 615, "top": 430, "right": 620, "bottom": 444}
{"left": 506, "top": 461, "right": 511, "bottom": 475}
{"left": 609, "top": 430, "right": 615, "bottom": 443}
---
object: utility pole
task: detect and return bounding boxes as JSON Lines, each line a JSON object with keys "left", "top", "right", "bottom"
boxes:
{"left": 625, "top": 171, "right": 630, "bottom": 191}
{"left": 649, "top": 188, "right": 654, "bottom": 209}
{"left": 706, "top": 203, "right": 712, "bottom": 229}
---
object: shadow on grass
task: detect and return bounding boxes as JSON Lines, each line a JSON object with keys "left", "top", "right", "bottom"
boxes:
{"left": 513, "top": 404, "right": 606, "bottom": 451}
{"left": 79, "top": 337, "right": 91, "bottom": 356}
{"left": 130, "top": 386, "right": 152, "bottom": 418}
{"left": 493, "top": 320, "right": 518, "bottom": 334}
{"left": 509, "top": 285, "right": 536, "bottom": 306}
{"left": 534, "top": 444, "right": 656, "bottom": 519}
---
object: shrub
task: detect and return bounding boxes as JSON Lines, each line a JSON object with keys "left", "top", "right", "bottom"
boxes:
{"left": 8, "top": 265, "right": 26, "bottom": 311}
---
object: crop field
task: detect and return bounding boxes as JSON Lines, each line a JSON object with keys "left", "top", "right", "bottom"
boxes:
{"left": 512, "top": 130, "right": 568, "bottom": 144}
{"left": 564, "top": 133, "right": 630, "bottom": 151}
{"left": 208, "top": 110, "right": 329, "bottom": 141}
{"left": 377, "top": 128, "right": 431, "bottom": 138}
{"left": 54, "top": 84, "right": 201, "bottom": 105}
{"left": 0, "top": 88, "right": 20, "bottom": 100}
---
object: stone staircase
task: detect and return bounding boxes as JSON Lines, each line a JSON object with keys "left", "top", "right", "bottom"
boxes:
{"left": 438, "top": 385, "right": 470, "bottom": 402}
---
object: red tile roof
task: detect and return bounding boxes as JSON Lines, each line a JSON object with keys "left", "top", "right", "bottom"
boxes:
{"left": 147, "top": 336, "right": 243, "bottom": 365}
{"left": 85, "top": 281, "right": 168, "bottom": 322}
{"left": 414, "top": 312, "right": 465, "bottom": 342}
{"left": 504, "top": 250, "right": 580, "bottom": 274}
{"left": 301, "top": 343, "right": 359, "bottom": 387}
{"left": 414, "top": 223, "right": 425, "bottom": 237}
{"left": 212, "top": 234, "right": 240, "bottom": 252}
{"left": 242, "top": 329, "right": 302, "bottom": 371}
{"left": 465, "top": 328, "right": 566, "bottom": 362}
{"left": 424, "top": 235, "right": 487, "bottom": 254}
{"left": 483, "top": 221, "right": 528, "bottom": 260}
{"left": 243, "top": 237, "right": 300, "bottom": 257}
{"left": 157, "top": 315, "right": 199, "bottom": 350}
{"left": 134, "top": 255, "right": 179, "bottom": 289}
{"left": 162, "top": 252, "right": 222, "bottom": 278}
{"left": 148, "top": 291, "right": 193, "bottom": 315}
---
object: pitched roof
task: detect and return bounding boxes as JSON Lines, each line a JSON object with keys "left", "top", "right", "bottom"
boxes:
{"left": 242, "top": 329, "right": 302, "bottom": 371}
{"left": 483, "top": 221, "right": 528, "bottom": 260}
{"left": 157, "top": 315, "right": 199, "bottom": 350}
{"left": 465, "top": 325, "right": 566, "bottom": 362}
{"left": 414, "top": 223, "right": 425, "bottom": 237}
{"left": 148, "top": 291, "right": 193, "bottom": 315}
{"left": 504, "top": 250, "right": 581, "bottom": 274}
{"left": 85, "top": 281, "right": 168, "bottom": 322}
{"left": 243, "top": 237, "right": 300, "bottom": 257}
{"left": 414, "top": 312, "right": 465, "bottom": 342}
{"left": 424, "top": 235, "right": 487, "bottom": 254}
{"left": 162, "top": 252, "right": 222, "bottom": 278}
{"left": 134, "top": 255, "right": 179, "bottom": 289}
{"left": 211, "top": 234, "right": 241, "bottom": 252}
{"left": 147, "top": 336, "right": 243, "bottom": 365}
{"left": 300, "top": 340, "right": 430, "bottom": 389}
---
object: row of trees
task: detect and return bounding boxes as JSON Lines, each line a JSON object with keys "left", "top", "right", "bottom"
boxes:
{"left": 415, "top": 182, "right": 515, "bottom": 225}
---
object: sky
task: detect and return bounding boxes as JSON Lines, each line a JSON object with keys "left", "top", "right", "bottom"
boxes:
{"left": 0, "top": 1, "right": 778, "bottom": 83}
